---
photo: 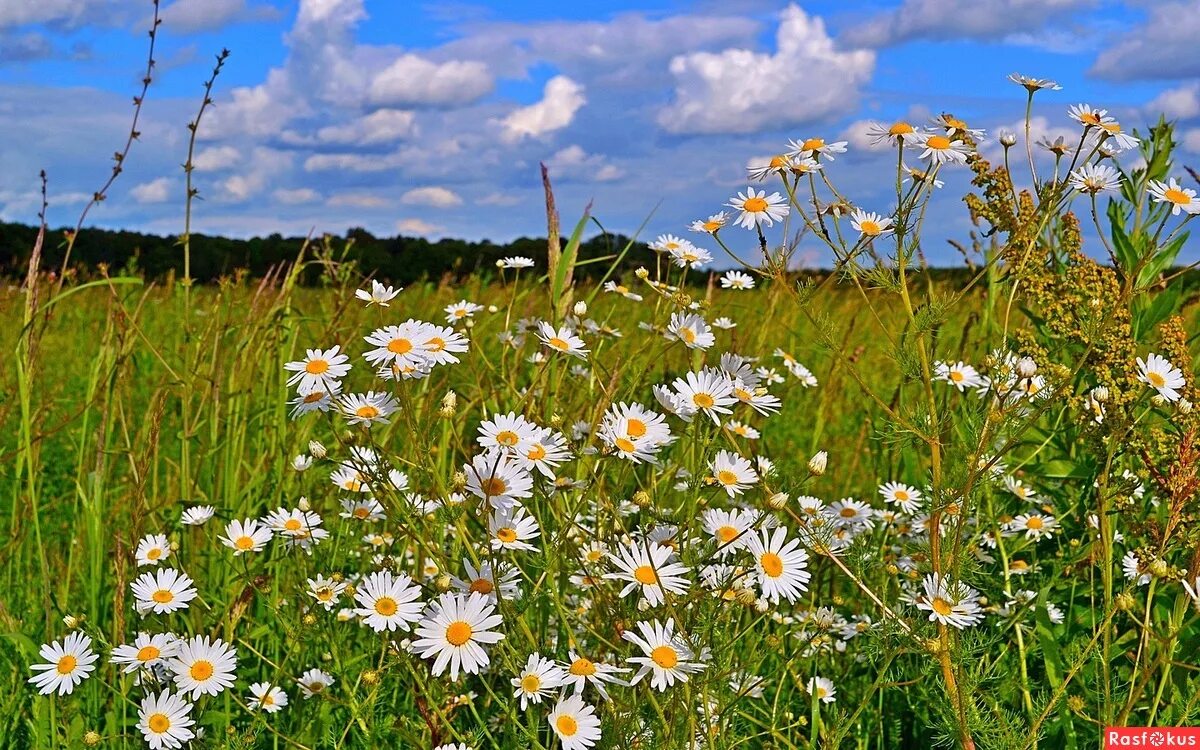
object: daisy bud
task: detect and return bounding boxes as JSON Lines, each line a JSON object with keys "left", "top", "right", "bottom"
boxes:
{"left": 292, "top": 454, "right": 313, "bottom": 472}
{"left": 633, "top": 490, "right": 651, "bottom": 508}
{"left": 487, "top": 305, "right": 499, "bottom": 313}
{"left": 999, "top": 131, "right": 1017, "bottom": 148}
{"left": 436, "top": 574, "right": 452, "bottom": 591}
{"left": 298, "top": 496, "right": 311, "bottom": 512}
{"left": 1091, "top": 386, "right": 1110, "bottom": 403}
{"left": 308, "top": 440, "right": 327, "bottom": 459}
{"left": 302, "top": 613, "right": 318, "bottom": 626}
{"left": 1016, "top": 357, "right": 1037, "bottom": 378}
{"left": 924, "top": 638, "right": 943, "bottom": 655}
{"left": 452, "top": 471, "right": 467, "bottom": 489}
{"left": 62, "top": 614, "right": 79, "bottom": 629}
{"left": 343, "top": 584, "right": 356, "bottom": 597}
{"left": 573, "top": 300, "right": 588, "bottom": 316}
{"left": 1150, "top": 558, "right": 1169, "bottom": 578}
{"left": 495, "top": 259, "right": 505, "bottom": 268}
{"left": 754, "top": 598, "right": 770, "bottom": 613}
{"left": 1116, "top": 591, "right": 1136, "bottom": 611}
{"left": 1152, "top": 394, "right": 1166, "bottom": 407}
{"left": 1179, "top": 398, "right": 1193, "bottom": 414}
{"left": 439, "top": 390, "right": 458, "bottom": 417}
{"left": 634, "top": 266, "right": 649, "bottom": 279}
{"left": 1067, "top": 695, "right": 1085, "bottom": 712}
{"left": 808, "top": 451, "right": 828, "bottom": 476}
{"left": 767, "top": 492, "right": 789, "bottom": 510}
{"left": 885, "top": 563, "right": 899, "bottom": 575}
{"left": 83, "top": 731, "right": 102, "bottom": 747}
{"left": 361, "top": 669, "right": 380, "bottom": 686}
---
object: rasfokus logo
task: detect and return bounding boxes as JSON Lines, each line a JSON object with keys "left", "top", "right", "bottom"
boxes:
{"left": 1106, "top": 728, "right": 1200, "bottom": 748}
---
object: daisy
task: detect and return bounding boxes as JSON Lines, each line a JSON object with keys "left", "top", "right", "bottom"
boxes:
{"left": 169, "top": 636, "right": 237, "bottom": 698}
{"left": 288, "top": 381, "right": 341, "bottom": 418}
{"left": 727, "top": 187, "right": 789, "bottom": 229}
{"left": 413, "top": 592, "right": 505, "bottom": 680}
{"left": 650, "top": 234, "right": 691, "bottom": 254}
{"left": 548, "top": 695, "right": 603, "bottom": 750}
{"left": 934, "top": 114, "right": 986, "bottom": 139}
{"left": 690, "top": 212, "right": 728, "bottom": 234}
{"left": 1097, "top": 119, "right": 1139, "bottom": 151}
{"left": 307, "top": 575, "right": 347, "bottom": 610}
{"left": 499, "top": 256, "right": 534, "bottom": 269}
{"left": 292, "top": 454, "right": 313, "bottom": 472}
{"left": 1007, "top": 513, "right": 1058, "bottom": 541}
{"left": 419, "top": 324, "right": 470, "bottom": 366}
{"left": 914, "top": 573, "right": 984, "bottom": 629}
{"left": 219, "top": 518, "right": 273, "bottom": 555}
{"left": 745, "top": 527, "right": 811, "bottom": 604}
{"left": 1138, "top": 353, "right": 1187, "bottom": 401}
{"left": 136, "top": 534, "right": 172, "bottom": 567}
{"left": 603, "top": 281, "right": 643, "bottom": 301}
{"left": 511, "top": 653, "right": 567, "bottom": 710}
{"left": 340, "top": 497, "right": 386, "bottom": 522}
{"left": 623, "top": 618, "right": 708, "bottom": 691}
{"left": 478, "top": 411, "right": 541, "bottom": 453}
{"left": 807, "top": 676, "right": 837, "bottom": 703}
{"left": 451, "top": 558, "right": 522, "bottom": 604}
{"left": 713, "top": 317, "right": 736, "bottom": 329}
{"left": 867, "top": 120, "right": 920, "bottom": 146}
{"left": 248, "top": 682, "right": 288, "bottom": 713}
{"left": 537, "top": 321, "right": 589, "bottom": 359}
{"left": 879, "top": 482, "right": 923, "bottom": 513}
{"left": 787, "top": 137, "right": 847, "bottom": 160}
{"left": 1147, "top": 179, "right": 1200, "bottom": 215}
{"left": 515, "top": 427, "right": 571, "bottom": 479}
{"left": 111, "top": 632, "right": 178, "bottom": 674}
{"left": 1069, "top": 163, "right": 1122, "bottom": 195}
{"left": 849, "top": 209, "right": 894, "bottom": 238}
{"left": 720, "top": 270, "right": 755, "bottom": 290}
{"left": 605, "top": 541, "right": 692, "bottom": 607}
{"left": 444, "top": 300, "right": 484, "bottom": 325}
{"left": 489, "top": 505, "right": 541, "bottom": 552}
{"left": 355, "top": 279, "right": 401, "bottom": 307}
{"left": 915, "top": 133, "right": 971, "bottom": 165}
{"left": 284, "top": 345, "right": 351, "bottom": 394}
{"left": 354, "top": 570, "right": 424, "bottom": 632}
{"left": 1008, "top": 73, "right": 1061, "bottom": 92}
{"left": 137, "top": 690, "right": 195, "bottom": 750}
{"left": 179, "top": 506, "right": 214, "bottom": 526}
{"left": 747, "top": 153, "right": 795, "bottom": 181}
{"left": 28, "top": 632, "right": 97, "bottom": 695}
{"left": 464, "top": 449, "right": 535, "bottom": 511}
{"left": 1004, "top": 476, "right": 1037, "bottom": 502}
{"left": 828, "top": 498, "right": 876, "bottom": 530}
{"left": 561, "top": 651, "right": 629, "bottom": 701}
{"left": 363, "top": 321, "right": 432, "bottom": 371}
{"left": 703, "top": 507, "right": 756, "bottom": 556}
{"left": 131, "top": 568, "right": 198, "bottom": 615}
{"left": 339, "top": 391, "right": 399, "bottom": 427}
{"left": 726, "top": 420, "right": 759, "bottom": 439}
{"left": 671, "top": 369, "right": 738, "bottom": 425}
{"left": 668, "top": 243, "right": 713, "bottom": 269}
{"left": 298, "top": 668, "right": 335, "bottom": 698}
{"left": 710, "top": 450, "right": 758, "bottom": 497}
{"left": 667, "top": 312, "right": 715, "bottom": 350}
{"left": 934, "top": 361, "right": 983, "bottom": 391}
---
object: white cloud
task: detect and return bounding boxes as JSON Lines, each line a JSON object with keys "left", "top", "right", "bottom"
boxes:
{"left": 1092, "top": 3, "right": 1200, "bottom": 81}
{"left": 214, "top": 147, "right": 293, "bottom": 202}
{"left": 497, "top": 75, "right": 586, "bottom": 143}
{"left": 159, "top": 0, "right": 279, "bottom": 34}
{"left": 839, "top": 119, "right": 887, "bottom": 152}
{"left": 0, "top": 0, "right": 127, "bottom": 30}
{"left": 273, "top": 188, "right": 320, "bottom": 204}
{"left": 131, "top": 177, "right": 172, "bottom": 204}
{"left": 369, "top": 54, "right": 493, "bottom": 107}
{"left": 1145, "top": 83, "right": 1200, "bottom": 121}
{"left": 315, "top": 109, "right": 417, "bottom": 145}
{"left": 1181, "top": 128, "right": 1200, "bottom": 154}
{"left": 400, "top": 186, "right": 463, "bottom": 208}
{"left": 397, "top": 217, "right": 442, "bottom": 235}
{"left": 329, "top": 193, "right": 390, "bottom": 208}
{"left": 657, "top": 5, "right": 874, "bottom": 135}
{"left": 192, "top": 145, "right": 241, "bottom": 172}
{"left": 544, "top": 145, "right": 624, "bottom": 182}
{"left": 477, "top": 192, "right": 522, "bottom": 207}
{"left": 840, "top": 0, "right": 1093, "bottom": 48}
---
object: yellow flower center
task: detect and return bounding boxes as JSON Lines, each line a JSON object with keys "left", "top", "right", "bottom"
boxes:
{"left": 548, "top": 337, "right": 571, "bottom": 351}
{"left": 190, "top": 660, "right": 214, "bottom": 681}
{"left": 147, "top": 548, "right": 162, "bottom": 560}
{"left": 496, "top": 527, "right": 518, "bottom": 543}
{"left": 717, "top": 526, "right": 739, "bottom": 543}
{"left": 1025, "top": 516, "right": 1044, "bottom": 530}
{"left": 426, "top": 337, "right": 445, "bottom": 352}
{"left": 692, "top": 392, "right": 714, "bottom": 409}
{"left": 760, "top": 552, "right": 784, "bottom": 578}
{"left": 496, "top": 430, "right": 520, "bottom": 446}
{"left": 445, "top": 621, "right": 473, "bottom": 646}
{"left": 353, "top": 507, "right": 371, "bottom": 519}
{"left": 569, "top": 657, "right": 596, "bottom": 676}
{"left": 840, "top": 507, "right": 857, "bottom": 518}
{"left": 717, "top": 470, "right": 739, "bottom": 486}
{"left": 557, "top": 715, "right": 579, "bottom": 737}
{"left": 355, "top": 405, "right": 380, "bottom": 419}
{"left": 303, "top": 391, "right": 326, "bottom": 403}
{"left": 262, "top": 694, "right": 275, "bottom": 706}
{"left": 615, "top": 437, "right": 637, "bottom": 453}
{"left": 1146, "top": 371, "right": 1166, "bottom": 387}
{"left": 374, "top": 596, "right": 398, "bottom": 616}
{"left": 651, "top": 645, "right": 679, "bottom": 669}
{"left": 147, "top": 713, "right": 171, "bottom": 733}
{"left": 626, "top": 418, "right": 647, "bottom": 438}
{"left": 284, "top": 519, "right": 303, "bottom": 531}
{"left": 768, "top": 154, "right": 789, "bottom": 168}
{"left": 949, "top": 370, "right": 964, "bottom": 382}
{"left": 860, "top": 220, "right": 881, "bottom": 236}
{"left": 469, "top": 578, "right": 494, "bottom": 595}
{"left": 702, "top": 220, "right": 722, "bottom": 232}
{"left": 56, "top": 655, "right": 77, "bottom": 674}
{"left": 235, "top": 536, "right": 255, "bottom": 550}
{"left": 742, "top": 197, "right": 768, "bottom": 213}
{"left": 802, "top": 138, "right": 824, "bottom": 151}
{"left": 680, "top": 327, "right": 696, "bottom": 344}
{"left": 894, "top": 490, "right": 909, "bottom": 501}
{"left": 526, "top": 444, "right": 547, "bottom": 461}
{"left": 521, "top": 674, "right": 541, "bottom": 693}
{"left": 926, "top": 135, "right": 951, "bottom": 150}
{"left": 1164, "top": 189, "right": 1191, "bottom": 206}
{"left": 889, "top": 122, "right": 914, "bottom": 135}
{"left": 387, "top": 338, "right": 412, "bottom": 355}
{"left": 305, "top": 359, "right": 329, "bottom": 374}
{"left": 633, "top": 565, "right": 658, "bottom": 585}
{"left": 482, "top": 477, "right": 508, "bottom": 496}
{"left": 1080, "top": 112, "right": 1102, "bottom": 125}
{"left": 152, "top": 589, "right": 174, "bottom": 604}
{"left": 137, "top": 645, "right": 160, "bottom": 662}
{"left": 931, "top": 597, "right": 954, "bottom": 616}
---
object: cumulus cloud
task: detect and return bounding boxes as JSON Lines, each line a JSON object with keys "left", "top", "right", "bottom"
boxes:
{"left": 544, "top": 145, "right": 623, "bottom": 182}
{"left": 314, "top": 109, "right": 417, "bottom": 145}
{"left": 1092, "top": 3, "right": 1200, "bottom": 81}
{"left": 840, "top": 0, "right": 1094, "bottom": 48}
{"left": 497, "top": 75, "right": 586, "bottom": 143}
{"left": 192, "top": 146, "right": 241, "bottom": 172}
{"left": 400, "top": 186, "right": 463, "bottom": 208}
{"left": 397, "top": 217, "right": 441, "bottom": 235}
{"left": 477, "top": 191, "right": 522, "bottom": 207}
{"left": 329, "top": 193, "right": 390, "bottom": 208}
{"left": 273, "top": 188, "right": 320, "bottom": 204}
{"left": 1145, "top": 83, "right": 1200, "bottom": 121}
{"left": 159, "top": 0, "right": 279, "bottom": 34}
{"left": 657, "top": 5, "right": 874, "bottom": 135}
{"left": 369, "top": 54, "right": 493, "bottom": 107}
{"left": 131, "top": 177, "right": 173, "bottom": 204}
{"left": 0, "top": 0, "right": 129, "bottom": 30}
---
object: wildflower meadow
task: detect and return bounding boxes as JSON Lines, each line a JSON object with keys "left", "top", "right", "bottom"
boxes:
{"left": 2, "top": 6, "right": 1200, "bottom": 750}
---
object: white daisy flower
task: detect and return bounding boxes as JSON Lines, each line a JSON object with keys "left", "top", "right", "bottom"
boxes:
{"left": 219, "top": 518, "right": 273, "bottom": 555}
{"left": 111, "top": 632, "right": 179, "bottom": 674}
{"left": 248, "top": 682, "right": 288, "bottom": 713}
{"left": 298, "top": 668, "right": 335, "bottom": 698}
{"left": 489, "top": 505, "right": 541, "bottom": 552}
{"left": 355, "top": 279, "right": 401, "bottom": 307}
{"left": 667, "top": 312, "right": 715, "bottom": 350}
{"left": 605, "top": 541, "right": 692, "bottom": 607}
{"left": 710, "top": 450, "right": 758, "bottom": 497}
{"left": 849, "top": 209, "right": 894, "bottom": 238}
{"left": 464, "top": 449, "right": 535, "bottom": 511}
{"left": 135, "top": 533, "right": 172, "bottom": 567}
{"left": 137, "top": 690, "right": 195, "bottom": 750}
{"left": 934, "top": 361, "right": 983, "bottom": 391}
{"left": 131, "top": 568, "right": 198, "bottom": 615}
{"left": 511, "top": 653, "right": 567, "bottom": 710}
{"left": 169, "top": 635, "right": 237, "bottom": 698}
{"left": 307, "top": 575, "right": 347, "bottom": 611}
{"left": 284, "top": 345, "right": 351, "bottom": 394}
{"left": 1147, "top": 178, "right": 1200, "bottom": 215}
{"left": 179, "top": 506, "right": 214, "bottom": 526}
{"left": 671, "top": 368, "right": 738, "bottom": 425}
{"left": 806, "top": 676, "right": 837, "bottom": 703}
{"left": 915, "top": 133, "right": 971, "bottom": 165}
{"left": 1137, "top": 353, "right": 1186, "bottom": 401}
{"left": 548, "top": 694, "right": 603, "bottom": 750}
{"left": 690, "top": 212, "right": 728, "bottom": 234}
{"left": 1068, "top": 163, "right": 1122, "bottom": 195}
{"left": 28, "top": 632, "right": 98, "bottom": 695}
{"left": 623, "top": 618, "right": 708, "bottom": 692}
{"left": 537, "top": 321, "right": 589, "bottom": 359}
{"left": 914, "top": 573, "right": 984, "bottom": 629}
{"left": 745, "top": 527, "right": 811, "bottom": 604}
{"left": 727, "top": 187, "right": 789, "bottom": 229}
{"left": 561, "top": 651, "right": 629, "bottom": 701}
{"left": 412, "top": 592, "right": 505, "bottom": 680}
{"left": 354, "top": 570, "right": 424, "bottom": 632}
{"left": 879, "top": 482, "right": 923, "bottom": 513}
{"left": 444, "top": 300, "right": 484, "bottom": 325}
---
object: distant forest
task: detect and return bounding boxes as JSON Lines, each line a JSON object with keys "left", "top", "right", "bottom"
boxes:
{"left": 0, "top": 221, "right": 659, "bottom": 285}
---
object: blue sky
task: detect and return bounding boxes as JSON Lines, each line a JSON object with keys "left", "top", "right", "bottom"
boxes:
{"left": 1, "top": 0, "right": 1198, "bottom": 264}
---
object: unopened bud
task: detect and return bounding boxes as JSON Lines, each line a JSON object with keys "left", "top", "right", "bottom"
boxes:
{"left": 298, "top": 496, "right": 311, "bottom": 512}
{"left": 63, "top": 615, "right": 80, "bottom": 629}
{"left": 1179, "top": 398, "right": 1194, "bottom": 415}
{"left": 1116, "top": 591, "right": 1136, "bottom": 611}
{"left": 302, "top": 613, "right": 318, "bottom": 626}
{"left": 573, "top": 300, "right": 588, "bottom": 316}
{"left": 633, "top": 490, "right": 651, "bottom": 508}
{"left": 83, "top": 731, "right": 102, "bottom": 747}
{"left": 808, "top": 451, "right": 828, "bottom": 476}
{"left": 1016, "top": 357, "right": 1037, "bottom": 378}
{"left": 999, "top": 131, "right": 1017, "bottom": 148}
{"left": 436, "top": 574, "right": 452, "bottom": 591}
{"left": 439, "top": 390, "right": 458, "bottom": 417}
{"left": 361, "top": 669, "right": 380, "bottom": 686}
{"left": 767, "top": 492, "right": 789, "bottom": 510}
{"left": 308, "top": 440, "right": 327, "bottom": 459}
{"left": 635, "top": 267, "right": 649, "bottom": 279}
{"left": 1091, "top": 386, "right": 1110, "bottom": 403}
{"left": 1150, "top": 558, "right": 1169, "bottom": 578}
